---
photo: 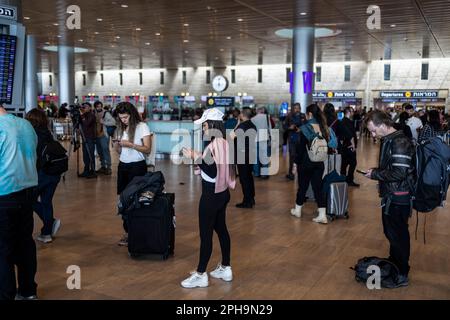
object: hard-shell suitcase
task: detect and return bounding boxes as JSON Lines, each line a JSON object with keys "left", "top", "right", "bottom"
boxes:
{"left": 327, "top": 182, "right": 349, "bottom": 221}
{"left": 128, "top": 193, "right": 175, "bottom": 260}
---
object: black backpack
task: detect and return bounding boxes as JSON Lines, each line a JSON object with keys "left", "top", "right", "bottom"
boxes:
{"left": 352, "top": 256, "right": 400, "bottom": 289}
{"left": 413, "top": 136, "right": 450, "bottom": 213}
{"left": 41, "top": 140, "right": 69, "bottom": 176}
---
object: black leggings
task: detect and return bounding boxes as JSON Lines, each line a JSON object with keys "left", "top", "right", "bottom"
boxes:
{"left": 117, "top": 160, "right": 147, "bottom": 233}
{"left": 296, "top": 162, "right": 326, "bottom": 208}
{"left": 197, "top": 186, "right": 231, "bottom": 273}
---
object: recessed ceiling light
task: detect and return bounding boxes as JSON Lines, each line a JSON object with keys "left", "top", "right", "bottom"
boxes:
{"left": 237, "top": 18, "right": 243, "bottom": 22}
{"left": 53, "top": 23, "right": 59, "bottom": 26}
{"left": 115, "top": 36, "right": 121, "bottom": 39}
{"left": 227, "top": 36, "right": 232, "bottom": 40}
{"left": 300, "top": 12, "right": 307, "bottom": 16}
{"left": 145, "top": 42, "right": 151, "bottom": 45}
{"left": 45, "top": 42, "right": 50, "bottom": 45}
{"left": 155, "top": 33, "right": 161, "bottom": 36}
{"left": 136, "top": 28, "right": 142, "bottom": 31}
{"left": 121, "top": 4, "right": 128, "bottom": 8}
{"left": 220, "top": 48, "right": 224, "bottom": 52}
{"left": 78, "top": 39, "right": 84, "bottom": 42}
{"left": 183, "top": 40, "right": 189, "bottom": 43}
{"left": 94, "top": 32, "right": 99, "bottom": 35}
{"left": 215, "top": 57, "right": 219, "bottom": 60}
{"left": 183, "top": 23, "right": 189, "bottom": 27}
{"left": 24, "top": 16, "right": 30, "bottom": 20}
{"left": 390, "top": 24, "right": 396, "bottom": 28}
{"left": 57, "top": 35, "right": 62, "bottom": 38}
{"left": 97, "top": 18, "right": 103, "bottom": 22}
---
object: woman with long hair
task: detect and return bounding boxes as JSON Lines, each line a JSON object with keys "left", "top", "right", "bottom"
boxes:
{"left": 181, "top": 108, "right": 236, "bottom": 289}
{"left": 290, "top": 104, "right": 336, "bottom": 224}
{"left": 113, "top": 102, "right": 152, "bottom": 246}
{"left": 26, "top": 108, "right": 62, "bottom": 243}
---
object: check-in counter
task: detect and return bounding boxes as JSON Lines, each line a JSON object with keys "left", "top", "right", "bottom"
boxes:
{"left": 147, "top": 120, "right": 200, "bottom": 157}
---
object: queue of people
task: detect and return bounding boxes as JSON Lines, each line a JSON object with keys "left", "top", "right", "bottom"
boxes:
{"left": 1, "top": 100, "right": 449, "bottom": 299}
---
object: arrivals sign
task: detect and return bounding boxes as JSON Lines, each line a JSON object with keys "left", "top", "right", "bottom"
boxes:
{"left": 313, "top": 91, "right": 356, "bottom": 99}
{"left": 207, "top": 97, "right": 235, "bottom": 108}
{"left": 0, "top": 5, "right": 17, "bottom": 21}
{"left": 380, "top": 91, "right": 439, "bottom": 99}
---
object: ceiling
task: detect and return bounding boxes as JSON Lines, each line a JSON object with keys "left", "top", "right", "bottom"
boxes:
{"left": 20, "top": 0, "right": 450, "bottom": 72}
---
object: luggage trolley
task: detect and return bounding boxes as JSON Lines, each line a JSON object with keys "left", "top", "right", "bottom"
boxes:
{"left": 52, "top": 119, "right": 73, "bottom": 141}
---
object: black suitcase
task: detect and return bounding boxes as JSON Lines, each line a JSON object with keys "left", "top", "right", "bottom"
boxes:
{"left": 128, "top": 193, "right": 175, "bottom": 260}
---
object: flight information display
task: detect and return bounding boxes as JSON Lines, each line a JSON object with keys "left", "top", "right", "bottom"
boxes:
{"left": 0, "top": 35, "right": 17, "bottom": 104}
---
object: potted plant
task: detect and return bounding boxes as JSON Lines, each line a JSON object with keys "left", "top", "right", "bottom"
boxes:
{"left": 152, "top": 108, "right": 161, "bottom": 120}
{"left": 162, "top": 109, "right": 173, "bottom": 121}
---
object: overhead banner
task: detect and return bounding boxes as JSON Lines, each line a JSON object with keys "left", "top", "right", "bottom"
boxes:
{"left": 313, "top": 91, "right": 356, "bottom": 99}
{"left": 380, "top": 91, "right": 439, "bottom": 99}
{"left": 0, "top": 5, "right": 17, "bottom": 21}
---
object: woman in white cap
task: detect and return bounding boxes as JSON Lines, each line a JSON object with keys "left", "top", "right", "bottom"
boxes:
{"left": 181, "top": 108, "right": 236, "bottom": 288}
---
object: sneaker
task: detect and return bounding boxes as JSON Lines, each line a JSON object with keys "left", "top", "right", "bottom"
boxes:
{"left": 181, "top": 272, "right": 209, "bottom": 288}
{"left": 52, "top": 219, "right": 61, "bottom": 237}
{"left": 118, "top": 234, "right": 128, "bottom": 247}
{"left": 96, "top": 167, "right": 106, "bottom": 175}
{"left": 394, "top": 275, "right": 409, "bottom": 288}
{"left": 286, "top": 174, "right": 295, "bottom": 181}
{"left": 15, "top": 294, "right": 38, "bottom": 300}
{"left": 36, "top": 235, "right": 53, "bottom": 244}
{"left": 85, "top": 173, "right": 98, "bottom": 179}
{"left": 210, "top": 264, "right": 233, "bottom": 282}
{"left": 104, "top": 168, "right": 112, "bottom": 176}
{"left": 236, "top": 202, "right": 253, "bottom": 209}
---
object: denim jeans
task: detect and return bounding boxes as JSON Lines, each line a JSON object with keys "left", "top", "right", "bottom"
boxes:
{"left": 0, "top": 188, "right": 37, "bottom": 300}
{"left": 96, "top": 135, "right": 112, "bottom": 169}
{"left": 33, "top": 171, "right": 61, "bottom": 236}
{"left": 82, "top": 138, "right": 96, "bottom": 174}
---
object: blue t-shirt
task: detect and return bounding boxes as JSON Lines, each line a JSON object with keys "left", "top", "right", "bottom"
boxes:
{"left": 0, "top": 114, "right": 38, "bottom": 196}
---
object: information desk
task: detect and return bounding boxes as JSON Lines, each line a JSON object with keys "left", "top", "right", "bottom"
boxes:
{"left": 147, "top": 120, "right": 200, "bottom": 156}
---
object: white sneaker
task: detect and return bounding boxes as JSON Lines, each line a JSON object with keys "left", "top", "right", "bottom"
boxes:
{"left": 290, "top": 205, "right": 302, "bottom": 218}
{"left": 15, "top": 294, "right": 38, "bottom": 300}
{"left": 181, "top": 272, "right": 209, "bottom": 289}
{"left": 312, "top": 208, "right": 328, "bottom": 224}
{"left": 36, "top": 235, "right": 53, "bottom": 244}
{"left": 210, "top": 264, "right": 233, "bottom": 282}
{"left": 52, "top": 219, "right": 61, "bottom": 237}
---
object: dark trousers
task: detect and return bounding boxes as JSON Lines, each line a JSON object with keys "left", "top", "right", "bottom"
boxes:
{"left": 237, "top": 164, "right": 255, "bottom": 204}
{"left": 288, "top": 142, "right": 297, "bottom": 176}
{"left": 0, "top": 188, "right": 37, "bottom": 300}
{"left": 117, "top": 160, "right": 148, "bottom": 233}
{"left": 82, "top": 138, "right": 96, "bottom": 174}
{"left": 197, "top": 186, "right": 231, "bottom": 273}
{"left": 341, "top": 149, "right": 357, "bottom": 183}
{"left": 33, "top": 171, "right": 61, "bottom": 236}
{"left": 296, "top": 163, "right": 326, "bottom": 208}
{"left": 382, "top": 204, "right": 411, "bottom": 276}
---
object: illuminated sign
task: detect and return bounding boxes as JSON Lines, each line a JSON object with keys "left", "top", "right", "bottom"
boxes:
{"left": 380, "top": 91, "right": 439, "bottom": 99}
{"left": 313, "top": 91, "right": 356, "bottom": 99}
{"left": 207, "top": 97, "right": 235, "bottom": 108}
{"left": 0, "top": 35, "right": 17, "bottom": 104}
{"left": 0, "top": 5, "right": 17, "bottom": 21}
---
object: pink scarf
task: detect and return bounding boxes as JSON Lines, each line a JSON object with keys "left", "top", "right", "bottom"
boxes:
{"left": 196, "top": 138, "right": 236, "bottom": 193}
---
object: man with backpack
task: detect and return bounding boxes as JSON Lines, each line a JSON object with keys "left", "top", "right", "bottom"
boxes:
{"left": 364, "top": 110, "right": 415, "bottom": 287}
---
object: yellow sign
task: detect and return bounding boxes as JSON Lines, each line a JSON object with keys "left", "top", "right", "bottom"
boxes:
{"left": 207, "top": 99, "right": 215, "bottom": 106}
{"left": 405, "top": 91, "right": 412, "bottom": 98}
{"left": 327, "top": 92, "right": 334, "bottom": 98}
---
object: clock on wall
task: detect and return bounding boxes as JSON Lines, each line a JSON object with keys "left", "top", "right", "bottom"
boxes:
{"left": 212, "top": 75, "right": 229, "bottom": 93}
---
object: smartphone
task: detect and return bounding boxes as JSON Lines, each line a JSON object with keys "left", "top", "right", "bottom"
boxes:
{"left": 357, "top": 169, "right": 368, "bottom": 175}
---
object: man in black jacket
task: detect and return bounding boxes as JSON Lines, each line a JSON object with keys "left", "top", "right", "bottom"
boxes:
{"left": 340, "top": 107, "right": 359, "bottom": 187}
{"left": 79, "top": 102, "right": 97, "bottom": 179}
{"left": 233, "top": 108, "right": 257, "bottom": 208}
{"left": 364, "top": 110, "right": 415, "bottom": 287}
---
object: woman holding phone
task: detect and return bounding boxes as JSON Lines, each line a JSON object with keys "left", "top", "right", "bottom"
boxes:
{"left": 113, "top": 102, "right": 152, "bottom": 246}
{"left": 180, "top": 108, "right": 236, "bottom": 289}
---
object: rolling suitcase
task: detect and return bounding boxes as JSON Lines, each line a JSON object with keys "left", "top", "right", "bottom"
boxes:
{"left": 128, "top": 193, "right": 175, "bottom": 260}
{"left": 327, "top": 181, "right": 349, "bottom": 221}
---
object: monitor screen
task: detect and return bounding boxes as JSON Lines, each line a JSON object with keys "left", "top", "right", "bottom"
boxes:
{"left": 0, "top": 35, "right": 17, "bottom": 104}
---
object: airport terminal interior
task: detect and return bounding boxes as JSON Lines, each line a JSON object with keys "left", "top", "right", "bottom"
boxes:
{"left": 0, "top": 0, "right": 450, "bottom": 301}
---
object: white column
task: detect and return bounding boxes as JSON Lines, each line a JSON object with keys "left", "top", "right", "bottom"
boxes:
{"left": 24, "top": 35, "right": 37, "bottom": 111}
{"left": 58, "top": 45, "right": 75, "bottom": 105}
{"left": 292, "top": 27, "right": 315, "bottom": 113}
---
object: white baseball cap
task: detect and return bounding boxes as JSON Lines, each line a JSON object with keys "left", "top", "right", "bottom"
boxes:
{"left": 194, "top": 108, "right": 224, "bottom": 125}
